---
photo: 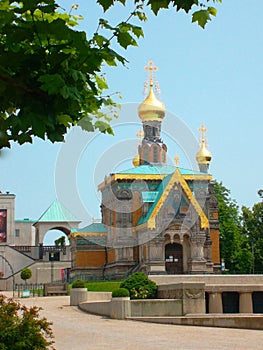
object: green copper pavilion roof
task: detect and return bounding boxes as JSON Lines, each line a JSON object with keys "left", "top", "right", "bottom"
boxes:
{"left": 117, "top": 165, "right": 206, "bottom": 176}
{"left": 37, "top": 199, "right": 79, "bottom": 222}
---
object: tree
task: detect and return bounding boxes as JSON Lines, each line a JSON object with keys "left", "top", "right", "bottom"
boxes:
{"left": 214, "top": 181, "right": 251, "bottom": 273}
{"left": 54, "top": 235, "right": 65, "bottom": 247}
{"left": 20, "top": 268, "right": 32, "bottom": 284}
{"left": 241, "top": 192, "right": 263, "bottom": 273}
{"left": 0, "top": 294, "right": 54, "bottom": 350}
{"left": 0, "top": 0, "right": 221, "bottom": 148}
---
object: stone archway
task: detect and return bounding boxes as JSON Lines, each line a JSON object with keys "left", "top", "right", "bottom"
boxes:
{"left": 33, "top": 199, "right": 81, "bottom": 245}
{"left": 165, "top": 243, "right": 183, "bottom": 274}
{"left": 43, "top": 227, "right": 71, "bottom": 246}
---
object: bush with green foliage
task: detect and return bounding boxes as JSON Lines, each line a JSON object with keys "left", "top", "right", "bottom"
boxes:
{"left": 20, "top": 268, "right": 32, "bottom": 284}
{"left": 71, "top": 280, "right": 86, "bottom": 289}
{"left": 0, "top": 294, "right": 54, "bottom": 350}
{"left": 112, "top": 288, "right": 130, "bottom": 298}
{"left": 120, "top": 272, "right": 157, "bottom": 299}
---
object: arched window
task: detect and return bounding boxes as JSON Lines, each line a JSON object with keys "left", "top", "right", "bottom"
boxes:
{"left": 162, "top": 150, "right": 165, "bottom": 163}
{"left": 153, "top": 146, "right": 158, "bottom": 163}
{"left": 143, "top": 146, "right": 149, "bottom": 163}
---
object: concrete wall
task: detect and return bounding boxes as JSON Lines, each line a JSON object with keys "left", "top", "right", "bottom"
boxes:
{"left": 151, "top": 274, "right": 263, "bottom": 285}
{"left": 0, "top": 193, "right": 15, "bottom": 245}
{"left": 79, "top": 299, "right": 131, "bottom": 319}
{"left": 87, "top": 292, "right": 112, "bottom": 301}
{"left": 131, "top": 299, "right": 182, "bottom": 317}
{"left": 130, "top": 315, "right": 263, "bottom": 330}
{"left": 79, "top": 298, "right": 184, "bottom": 319}
{"left": 0, "top": 260, "right": 71, "bottom": 291}
{"left": 157, "top": 283, "right": 206, "bottom": 315}
{"left": 14, "top": 220, "right": 35, "bottom": 245}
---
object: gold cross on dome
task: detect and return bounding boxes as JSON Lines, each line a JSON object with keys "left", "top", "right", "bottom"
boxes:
{"left": 145, "top": 60, "right": 158, "bottom": 85}
{"left": 198, "top": 123, "right": 208, "bottom": 141}
{"left": 136, "top": 129, "right": 144, "bottom": 143}
{"left": 174, "top": 155, "right": 179, "bottom": 168}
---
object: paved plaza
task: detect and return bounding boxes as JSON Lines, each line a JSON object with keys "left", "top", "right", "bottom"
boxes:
{"left": 2, "top": 293, "right": 263, "bottom": 350}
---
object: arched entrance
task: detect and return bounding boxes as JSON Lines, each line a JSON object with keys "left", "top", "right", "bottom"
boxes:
{"left": 165, "top": 243, "right": 183, "bottom": 274}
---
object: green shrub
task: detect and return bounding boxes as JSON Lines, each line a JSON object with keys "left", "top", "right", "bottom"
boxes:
{"left": 71, "top": 280, "right": 85, "bottom": 288}
{"left": 112, "top": 288, "right": 130, "bottom": 298}
{"left": 0, "top": 294, "right": 54, "bottom": 349}
{"left": 20, "top": 268, "right": 32, "bottom": 283}
{"left": 120, "top": 272, "right": 157, "bottom": 300}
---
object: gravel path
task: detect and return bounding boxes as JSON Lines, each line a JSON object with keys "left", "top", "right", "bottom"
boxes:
{"left": 2, "top": 293, "right": 263, "bottom": 350}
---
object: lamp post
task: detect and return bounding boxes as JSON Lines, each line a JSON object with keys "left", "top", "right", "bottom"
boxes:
{"left": 50, "top": 252, "right": 54, "bottom": 283}
{"left": 251, "top": 239, "right": 255, "bottom": 274}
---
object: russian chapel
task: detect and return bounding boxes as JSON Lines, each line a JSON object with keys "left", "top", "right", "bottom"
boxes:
{"left": 70, "top": 61, "right": 220, "bottom": 277}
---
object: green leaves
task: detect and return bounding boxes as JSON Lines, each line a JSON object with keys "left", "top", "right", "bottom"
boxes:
{"left": 97, "top": 0, "right": 126, "bottom": 12}
{"left": 214, "top": 181, "right": 255, "bottom": 274}
{"left": 38, "top": 74, "right": 65, "bottom": 95}
{"left": 0, "top": 0, "right": 221, "bottom": 148}
{"left": 192, "top": 7, "right": 217, "bottom": 28}
{"left": 147, "top": 0, "right": 220, "bottom": 28}
{"left": 242, "top": 201, "right": 263, "bottom": 273}
{"left": 0, "top": 0, "right": 120, "bottom": 148}
{"left": 0, "top": 294, "right": 54, "bottom": 349}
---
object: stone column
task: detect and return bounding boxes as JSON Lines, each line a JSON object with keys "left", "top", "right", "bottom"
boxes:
{"left": 189, "top": 234, "right": 207, "bottom": 272}
{"left": 148, "top": 238, "right": 166, "bottom": 273}
{"left": 239, "top": 291, "right": 253, "bottom": 313}
{"left": 208, "top": 292, "right": 223, "bottom": 313}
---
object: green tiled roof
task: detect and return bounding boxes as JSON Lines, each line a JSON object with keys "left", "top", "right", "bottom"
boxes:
{"left": 37, "top": 199, "right": 79, "bottom": 222}
{"left": 76, "top": 236, "right": 107, "bottom": 246}
{"left": 142, "top": 191, "right": 159, "bottom": 202}
{"left": 15, "top": 219, "right": 36, "bottom": 223}
{"left": 137, "top": 173, "right": 173, "bottom": 225}
{"left": 72, "top": 223, "right": 107, "bottom": 233}
{"left": 117, "top": 165, "right": 205, "bottom": 176}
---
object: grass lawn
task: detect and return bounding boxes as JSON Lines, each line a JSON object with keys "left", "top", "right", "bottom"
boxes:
{"left": 84, "top": 281, "right": 122, "bottom": 292}
{"left": 68, "top": 280, "right": 123, "bottom": 292}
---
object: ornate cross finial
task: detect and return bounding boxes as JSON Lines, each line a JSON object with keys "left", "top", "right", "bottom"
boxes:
{"left": 143, "top": 60, "right": 160, "bottom": 94}
{"left": 174, "top": 155, "right": 179, "bottom": 168}
{"left": 136, "top": 129, "right": 144, "bottom": 143}
{"left": 145, "top": 60, "right": 158, "bottom": 86}
{"left": 198, "top": 123, "right": 208, "bottom": 142}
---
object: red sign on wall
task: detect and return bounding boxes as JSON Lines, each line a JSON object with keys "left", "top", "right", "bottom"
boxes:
{"left": 0, "top": 209, "right": 7, "bottom": 243}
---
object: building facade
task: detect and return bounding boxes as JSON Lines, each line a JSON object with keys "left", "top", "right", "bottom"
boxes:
{"left": 70, "top": 61, "right": 220, "bottom": 278}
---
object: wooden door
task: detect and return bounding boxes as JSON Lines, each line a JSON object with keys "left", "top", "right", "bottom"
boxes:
{"left": 165, "top": 243, "right": 183, "bottom": 274}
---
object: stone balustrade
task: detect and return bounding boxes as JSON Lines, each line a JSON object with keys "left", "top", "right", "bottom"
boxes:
{"left": 206, "top": 285, "right": 263, "bottom": 314}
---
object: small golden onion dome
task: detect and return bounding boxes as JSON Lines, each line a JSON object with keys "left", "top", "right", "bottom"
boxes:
{"left": 132, "top": 154, "right": 140, "bottom": 167}
{"left": 196, "top": 140, "right": 212, "bottom": 164}
{"left": 138, "top": 85, "right": 165, "bottom": 122}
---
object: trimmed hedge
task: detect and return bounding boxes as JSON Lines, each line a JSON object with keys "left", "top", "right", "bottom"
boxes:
{"left": 112, "top": 288, "right": 130, "bottom": 298}
{"left": 120, "top": 272, "right": 157, "bottom": 300}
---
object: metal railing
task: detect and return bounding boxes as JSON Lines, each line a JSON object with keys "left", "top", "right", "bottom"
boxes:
{"left": 15, "top": 283, "right": 44, "bottom": 297}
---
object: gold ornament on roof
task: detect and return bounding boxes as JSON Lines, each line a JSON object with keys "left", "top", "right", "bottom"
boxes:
{"left": 174, "top": 155, "right": 179, "bottom": 168}
{"left": 132, "top": 129, "right": 143, "bottom": 167}
{"left": 136, "top": 128, "right": 144, "bottom": 143}
{"left": 138, "top": 60, "right": 165, "bottom": 122}
{"left": 196, "top": 123, "right": 212, "bottom": 165}
{"left": 132, "top": 154, "right": 140, "bottom": 167}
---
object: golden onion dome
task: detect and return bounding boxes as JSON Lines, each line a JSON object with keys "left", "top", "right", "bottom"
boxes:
{"left": 138, "top": 85, "right": 165, "bottom": 122}
{"left": 196, "top": 140, "right": 212, "bottom": 165}
{"left": 132, "top": 154, "right": 140, "bottom": 167}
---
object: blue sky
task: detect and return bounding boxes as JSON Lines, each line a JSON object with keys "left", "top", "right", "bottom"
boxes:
{"left": 1, "top": 1, "right": 263, "bottom": 236}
